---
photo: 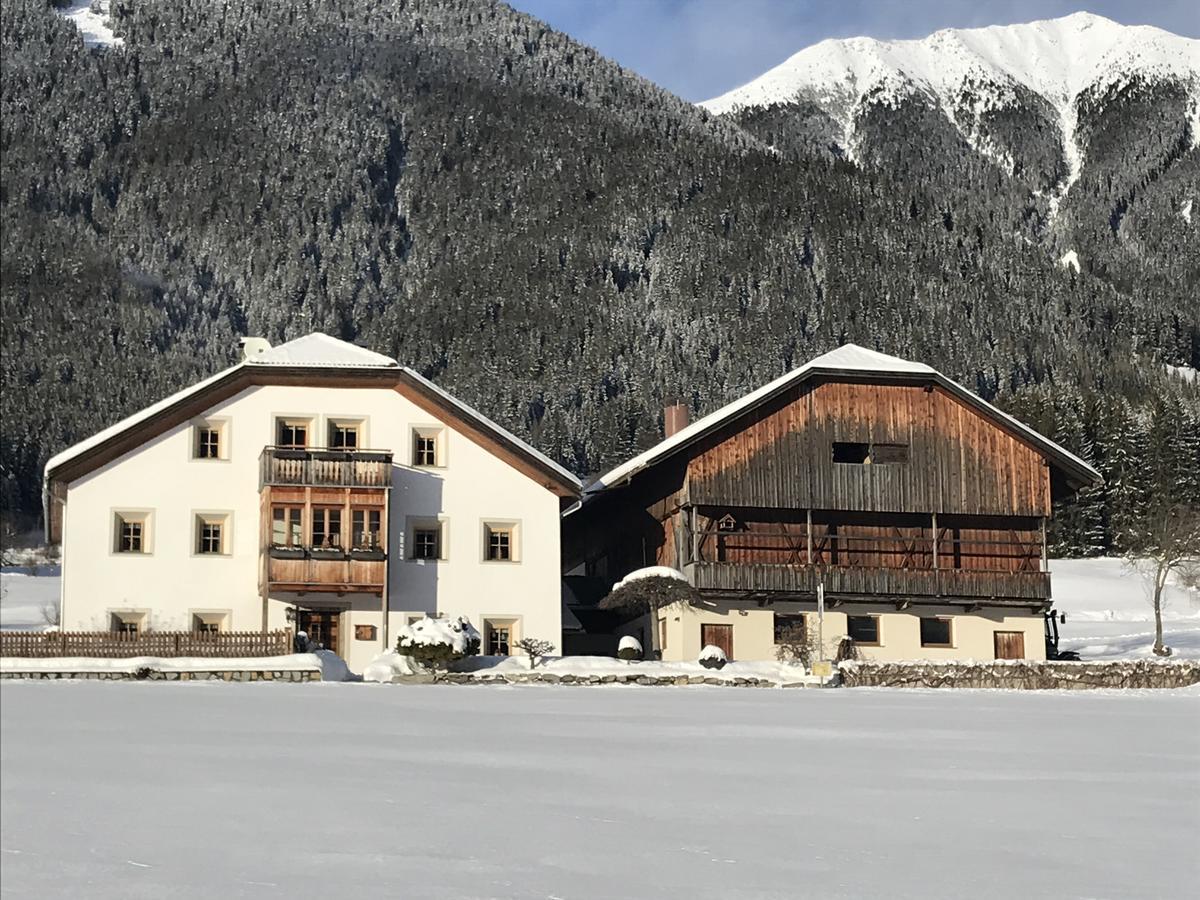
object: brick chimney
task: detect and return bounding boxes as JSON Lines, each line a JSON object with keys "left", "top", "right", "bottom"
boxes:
{"left": 664, "top": 403, "right": 690, "bottom": 438}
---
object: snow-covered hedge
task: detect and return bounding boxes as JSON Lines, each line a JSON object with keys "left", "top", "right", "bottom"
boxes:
{"left": 698, "top": 644, "right": 727, "bottom": 669}
{"left": 611, "top": 566, "right": 687, "bottom": 592}
{"left": 395, "top": 616, "right": 481, "bottom": 671}
{"left": 617, "top": 634, "right": 642, "bottom": 662}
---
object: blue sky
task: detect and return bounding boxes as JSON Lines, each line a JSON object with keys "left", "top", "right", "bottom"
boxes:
{"left": 509, "top": 1, "right": 1200, "bottom": 101}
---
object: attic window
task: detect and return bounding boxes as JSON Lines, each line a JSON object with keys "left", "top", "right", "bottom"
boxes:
{"left": 832, "top": 442, "right": 909, "bottom": 465}
{"left": 832, "top": 442, "right": 870, "bottom": 464}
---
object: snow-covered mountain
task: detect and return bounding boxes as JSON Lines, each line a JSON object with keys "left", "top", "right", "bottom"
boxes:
{"left": 701, "top": 12, "right": 1198, "bottom": 186}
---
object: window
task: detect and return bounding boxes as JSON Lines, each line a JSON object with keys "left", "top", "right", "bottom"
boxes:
{"left": 487, "top": 623, "right": 512, "bottom": 656}
{"left": 486, "top": 526, "right": 512, "bottom": 561}
{"left": 412, "top": 427, "right": 444, "bottom": 467}
{"left": 114, "top": 512, "right": 150, "bottom": 554}
{"left": 192, "top": 612, "right": 228, "bottom": 634}
{"left": 413, "top": 527, "right": 441, "bottom": 559}
{"left": 832, "top": 441, "right": 909, "bottom": 465}
{"left": 483, "top": 521, "right": 519, "bottom": 562}
{"left": 846, "top": 615, "right": 880, "bottom": 645}
{"left": 352, "top": 509, "right": 382, "bottom": 550}
{"left": 195, "top": 514, "right": 229, "bottom": 555}
{"left": 328, "top": 421, "right": 361, "bottom": 450}
{"left": 276, "top": 419, "right": 309, "bottom": 449}
{"left": 920, "top": 617, "right": 953, "bottom": 648}
{"left": 110, "top": 612, "right": 145, "bottom": 635}
{"left": 195, "top": 426, "right": 222, "bottom": 459}
{"left": 311, "top": 507, "right": 342, "bottom": 549}
{"left": 774, "top": 613, "right": 806, "bottom": 644}
{"left": 272, "top": 506, "right": 303, "bottom": 547}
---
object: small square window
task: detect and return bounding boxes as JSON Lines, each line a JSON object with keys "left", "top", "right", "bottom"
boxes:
{"left": 486, "top": 622, "right": 513, "bottom": 656}
{"left": 483, "top": 522, "right": 519, "bottom": 562}
{"left": 920, "top": 617, "right": 953, "bottom": 647}
{"left": 773, "top": 613, "right": 806, "bottom": 644}
{"left": 276, "top": 419, "right": 310, "bottom": 449}
{"left": 329, "top": 421, "right": 361, "bottom": 450}
{"left": 114, "top": 512, "right": 150, "bottom": 554}
{"left": 195, "top": 514, "right": 230, "bottom": 555}
{"left": 412, "top": 428, "right": 444, "bottom": 467}
{"left": 311, "top": 507, "right": 342, "bottom": 550}
{"left": 195, "top": 426, "right": 222, "bottom": 459}
{"left": 412, "top": 525, "right": 441, "bottom": 561}
{"left": 192, "top": 612, "right": 228, "bottom": 634}
{"left": 110, "top": 612, "right": 146, "bottom": 635}
{"left": 846, "top": 615, "right": 880, "bottom": 645}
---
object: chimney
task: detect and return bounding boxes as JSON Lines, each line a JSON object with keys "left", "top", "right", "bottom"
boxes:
{"left": 664, "top": 402, "right": 690, "bottom": 438}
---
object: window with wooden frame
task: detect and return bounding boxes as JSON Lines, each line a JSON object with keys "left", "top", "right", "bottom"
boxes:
{"left": 110, "top": 611, "right": 146, "bottom": 635}
{"left": 486, "top": 621, "right": 513, "bottom": 656}
{"left": 919, "top": 616, "right": 953, "bottom": 648}
{"left": 195, "top": 513, "right": 230, "bottom": 555}
{"left": 328, "top": 420, "right": 362, "bottom": 450}
{"left": 192, "top": 612, "right": 228, "bottom": 634}
{"left": 773, "top": 613, "right": 807, "bottom": 644}
{"left": 352, "top": 508, "right": 382, "bottom": 550}
{"left": 271, "top": 506, "right": 303, "bottom": 547}
{"left": 194, "top": 421, "right": 225, "bottom": 460}
{"left": 483, "top": 521, "right": 519, "bottom": 562}
{"left": 846, "top": 615, "right": 880, "bottom": 645}
{"left": 276, "top": 418, "right": 310, "bottom": 449}
{"left": 113, "top": 512, "right": 150, "bottom": 554}
{"left": 412, "top": 427, "right": 444, "bottom": 467}
{"left": 311, "top": 507, "right": 343, "bottom": 550}
{"left": 412, "top": 525, "right": 442, "bottom": 560}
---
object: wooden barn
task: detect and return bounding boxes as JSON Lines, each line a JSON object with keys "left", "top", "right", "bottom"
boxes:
{"left": 563, "top": 345, "right": 1102, "bottom": 663}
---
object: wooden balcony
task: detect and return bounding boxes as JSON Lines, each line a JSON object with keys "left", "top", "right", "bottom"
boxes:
{"left": 259, "top": 447, "right": 393, "bottom": 489}
{"left": 686, "top": 561, "right": 1051, "bottom": 603}
{"left": 266, "top": 549, "right": 387, "bottom": 594}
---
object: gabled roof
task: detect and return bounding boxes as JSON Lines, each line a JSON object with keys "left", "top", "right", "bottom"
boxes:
{"left": 43, "top": 333, "right": 580, "bottom": 499}
{"left": 584, "top": 343, "right": 1100, "bottom": 498}
{"left": 248, "top": 333, "right": 399, "bottom": 369}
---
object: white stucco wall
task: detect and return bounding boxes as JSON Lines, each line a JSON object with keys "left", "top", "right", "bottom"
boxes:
{"left": 57, "top": 384, "right": 564, "bottom": 673}
{"left": 619, "top": 600, "right": 1046, "bottom": 664}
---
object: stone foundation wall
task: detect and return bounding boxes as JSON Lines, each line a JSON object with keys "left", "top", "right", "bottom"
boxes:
{"left": 1, "top": 669, "right": 321, "bottom": 682}
{"left": 388, "top": 671, "right": 816, "bottom": 687}
{"left": 838, "top": 659, "right": 1200, "bottom": 690}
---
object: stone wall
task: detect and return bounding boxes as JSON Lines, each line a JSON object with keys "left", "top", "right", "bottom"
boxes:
{"left": 390, "top": 672, "right": 815, "bottom": 687}
{"left": 838, "top": 659, "right": 1200, "bottom": 690}
{"left": 1, "top": 669, "right": 321, "bottom": 682}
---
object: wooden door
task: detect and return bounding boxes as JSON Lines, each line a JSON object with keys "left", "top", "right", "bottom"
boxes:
{"left": 993, "top": 631, "right": 1025, "bottom": 660}
{"left": 701, "top": 624, "right": 733, "bottom": 660}
{"left": 300, "top": 609, "right": 340, "bottom": 655}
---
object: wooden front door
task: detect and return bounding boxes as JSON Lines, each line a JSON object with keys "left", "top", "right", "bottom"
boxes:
{"left": 299, "top": 609, "right": 340, "bottom": 654}
{"left": 701, "top": 624, "right": 733, "bottom": 660}
{"left": 994, "top": 631, "right": 1025, "bottom": 660}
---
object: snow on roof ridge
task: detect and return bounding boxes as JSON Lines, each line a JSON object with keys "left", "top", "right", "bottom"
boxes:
{"left": 585, "top": 344, "right": 1098, "bottom": 496}
{"left": 247, "top": 333, "right": 398, "bottom": 368}
{"left": 400, "top": 367, "right": 581, "bottom": 488}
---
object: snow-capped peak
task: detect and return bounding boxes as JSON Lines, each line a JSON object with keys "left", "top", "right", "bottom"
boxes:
{"left": 700, "top": 13, "right": 1198, "bottom": 118}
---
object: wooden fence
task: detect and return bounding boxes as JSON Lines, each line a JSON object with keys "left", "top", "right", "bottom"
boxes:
{"left": 0, "top": 630, "right": 293, "bottom": 659}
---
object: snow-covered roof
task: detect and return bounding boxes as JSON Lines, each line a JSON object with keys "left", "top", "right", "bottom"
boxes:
{"left": 247, "top": 333, "right": 399, "bottom": 369}
{"left": 44, "top": 333, "right": 579, "bottom": 496}
{"left": 585, "top": 343, "right": 1099, "bottom": 497}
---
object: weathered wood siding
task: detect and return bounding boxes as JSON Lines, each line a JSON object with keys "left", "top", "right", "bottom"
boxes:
{"left": 686, "top": 381, "right": 1051, "bottom": 516}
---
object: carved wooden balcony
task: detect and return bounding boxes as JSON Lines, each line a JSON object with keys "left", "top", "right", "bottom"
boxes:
{"left": 259, "top": 447, "right": 393, "bottom": 489}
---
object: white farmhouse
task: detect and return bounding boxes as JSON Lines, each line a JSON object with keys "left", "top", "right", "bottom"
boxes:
{"left": 43, "top": 333, "right": 580, "bottom": 672}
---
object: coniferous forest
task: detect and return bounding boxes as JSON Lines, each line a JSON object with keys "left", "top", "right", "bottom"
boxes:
{"left": 2, "top": 0, "right": 1198, "bottom": 555}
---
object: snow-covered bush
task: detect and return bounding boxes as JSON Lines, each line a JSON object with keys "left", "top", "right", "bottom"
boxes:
{"left": 698, "top": 644, "right": 727, "bottom": 669}
{"left": 395, "top": 615, "right": 481, "bottom": 671}
{"left": 617, "top": 634, "right": 642, "bottom": 662}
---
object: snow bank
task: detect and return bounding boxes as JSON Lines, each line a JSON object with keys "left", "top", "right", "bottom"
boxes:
{"left": 612, "top": 566, "right": 686, "bottom": 591}
{"left": 397, "top": 615, "right": 480, "bottom": 652}
{"left": 362, "top": 650, "right": 419, "bottom": 683}
{"left": 0, "top": 567, "right": 61, "bottom": 631}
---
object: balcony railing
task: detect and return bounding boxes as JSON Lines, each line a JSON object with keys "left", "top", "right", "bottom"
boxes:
{"left": 259, "top": 447, "right": 393, "bottom": 489}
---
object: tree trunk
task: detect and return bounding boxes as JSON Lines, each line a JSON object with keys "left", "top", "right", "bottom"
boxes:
{"left": 1152, "top": 562, "right": 1170, "bottom": 657}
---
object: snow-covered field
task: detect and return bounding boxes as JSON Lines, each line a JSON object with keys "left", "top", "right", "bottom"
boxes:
{"left": 0, "top": 566, "right": 60, "bottom": 631}
{"left": 1, "top": 682, "right": 1197, "bottom": 899}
